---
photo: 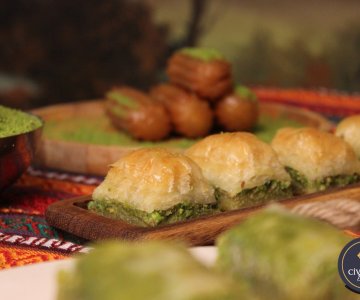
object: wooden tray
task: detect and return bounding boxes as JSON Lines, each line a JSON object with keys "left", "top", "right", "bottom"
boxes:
{"left": 32, "top": 101, "right": 333, "bottom": 176}
{"left": 45, "top": 183, "right": 360, "bottom": 246}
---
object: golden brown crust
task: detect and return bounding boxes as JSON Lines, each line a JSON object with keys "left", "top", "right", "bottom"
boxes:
{"left": 215, "top": 93, "right": 259, "bottom": 131}
{"left": 335, "top": 115, "right": 360, "bottom": 158}
{"left": 105, "top": 86, "right": 171, "bottom": 141}
{"left": 185, "top": 132, "right": 290, "bottom": 196}
{"left": 150, "top": 84, "right": 213, "bottom": 138}
{"left": 271, "top": 127, "right": 360, "bottom": 180}
{"left": 92, "top": 148, "right": 216, "bottom": 212}
{"left": 166, "top": 53, "right": 232, "bottom": 100}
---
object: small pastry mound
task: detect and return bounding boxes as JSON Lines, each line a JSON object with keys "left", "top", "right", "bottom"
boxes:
{"left": 166, "top": 48, "right": 233, "bottom": 100}
{"left": 335, "top": 114, "right": 360, "bottom": 159}
{"left": 216, "top": 207, "right": 352, "bottom": 300}
{"left": 105, "top": 87, "right": 171, "bottom": 141}
{"left": 89, "top": 148, "right": 216, "bottom": 226}
{"left": 215, "top": 85, "right": 259, "bottom": 131}
{"left": 185, "top": 132, "right": 291, "bottom": 211}
{"left": 271, "top": 127, "right": 360, "bottom": 194}
{"left": 150, "top": 83, "right": 213, "bottom": 138}
{"left": 58, "top": 241, "right": 238, "bottom": 300}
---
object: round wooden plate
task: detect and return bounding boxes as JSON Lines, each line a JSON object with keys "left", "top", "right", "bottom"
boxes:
{"left": 32, "top": 100, "right": 333, "bottom": 176}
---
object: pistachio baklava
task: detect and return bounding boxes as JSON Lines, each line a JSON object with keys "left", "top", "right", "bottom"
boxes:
{"left": 185, "top": 132, "right": 292, "bottom": 211}
{"left": 271, "top": 127, "right": 360, "bottom": 194}
{"left": 88, "top": 148, "right": 217, "bottom": 226}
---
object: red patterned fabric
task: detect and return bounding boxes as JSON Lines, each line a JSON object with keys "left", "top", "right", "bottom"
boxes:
{"left": 0, "top": 168, "right": 97, "bottom": 270}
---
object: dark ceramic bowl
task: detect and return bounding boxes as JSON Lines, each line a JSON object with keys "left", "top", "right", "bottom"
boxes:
{"left": 0, "top": 118, "right": 43, "bottom": 192}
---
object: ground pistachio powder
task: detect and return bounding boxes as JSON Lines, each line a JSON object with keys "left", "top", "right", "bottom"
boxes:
{"left": 0, "top": 105, "right": 42, "bottom": 138}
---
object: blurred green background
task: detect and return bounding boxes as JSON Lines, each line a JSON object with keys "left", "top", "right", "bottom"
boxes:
{"left": 0, "top": 0, "right": 359, "bottom": 109}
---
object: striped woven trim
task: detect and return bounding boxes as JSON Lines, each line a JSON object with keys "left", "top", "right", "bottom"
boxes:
{"left": 291, "top": 198, "right": 360, "bottom": 230}
{"left": 27, "top": 167, "right": 102, "bottom": 186}
{"left": 0, "top": 232, "right": 90, "bottom": 254}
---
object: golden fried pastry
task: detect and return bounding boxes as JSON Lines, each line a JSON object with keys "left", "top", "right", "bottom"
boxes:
{"left": 185, "top": 132, "right": 291, "bottom": 211}
{"left": 150, "top": 83, "right": 213, "bottom": 138}
{"left": 105, "top": 87, "right": 171, "bottom": 141}
{"left": 271, "top": 127, "right": 360, "bottom": 194}
{"left": 335, "top": 115, "right": 360, "bottom": 159}
{"left": 166, "top": 48, "right": 232, "bottom": 100}
{"left": 89, "top": 148, "right": 217, "bottom": 226}
{"left": 215, "top": 85, "right": 259, "bottom": 131}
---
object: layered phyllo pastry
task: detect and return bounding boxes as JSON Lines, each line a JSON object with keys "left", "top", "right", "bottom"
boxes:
{"left": 185, "top": 132, "right": 292, "bottom": 211}
{"left": 216, "top": 207, "right": 353, "bottom": 300}
{"left": 88, "top": 148, "right": 217, "bottom": 226}
{"left": 335, "top": 115, "right": 360, "bottom": 159}
{"left": 58, "top": 241, "right": 239, "bottom": 300}
{"left": 272, "top": 127, "right": 360, "bottom": 194}
{"left": 166, "top": 47, "right": 232, "bottom": 100}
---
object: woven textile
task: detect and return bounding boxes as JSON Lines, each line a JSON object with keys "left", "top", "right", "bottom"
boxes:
{"left": 0, "top": 168, "right": 98, "bottom": 270}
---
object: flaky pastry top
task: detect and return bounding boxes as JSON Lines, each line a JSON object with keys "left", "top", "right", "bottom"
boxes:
{"left": 271, "top": 127, "right": 360, "bottom": 180}
{"left": 92, "top": 148, "right": 215, "bottom": 212}
{"left": 185, "top": 132, "right": 290, "bottom": 196}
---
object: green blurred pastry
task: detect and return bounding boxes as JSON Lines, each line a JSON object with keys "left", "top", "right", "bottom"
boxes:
{"left": 57, "top": 241, "right": 238, "bottom": 300}
{"left": 216, "top": 206, "right": 355, "bottom": 300}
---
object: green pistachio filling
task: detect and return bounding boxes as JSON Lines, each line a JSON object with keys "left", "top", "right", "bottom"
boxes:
{"left": 234, "top": 85, "right": 257, "bottom": 102}
{"left": 180, "top": 47, "right": 224, "bottom": 61}
{"left": 215, "top": 180, "right": 292, "bottom": 211}
{"left": 0, "top": 105, "right": 42, "bottom": 138}
{"left": 285, "top": 167, "right": 360, "bottom": 194}
{"left": 88, "top": 199, "right": 218, "bottom": 227}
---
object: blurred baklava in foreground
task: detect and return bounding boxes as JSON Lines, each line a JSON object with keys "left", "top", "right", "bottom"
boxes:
{"left": 58, "top": 241, "right": 239, "bottom": 300}
{"left": 272, "top": 127, "right": 360, "bottom": 194}
{"left": 88, "top": 148, "right": 217, "bottom": 227}
{"left": 186, "top": 132, "right": 292, "bottom": 211}
{"left": 216, "top": 207, "right": 354, "bottom": 300}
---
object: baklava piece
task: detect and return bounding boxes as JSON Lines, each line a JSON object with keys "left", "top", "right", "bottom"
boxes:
{"left": 215, "top": 85, "right": 259, "bottom": 131}
{"left": 272, "top": 127, "right": 360, "bottom": 194}
{"left": 166, "top": 48, "right": 232, "bottom": 100}
{"left": 150, "top": 83, "right": 213, "bottom": 138}
{"left": 105, "top": 87, "right": 171, "bottom": 141}
{"left": 216, "top": 207, "right": 353, "bottom": 300}
{"left": 186, "top": 132, "right": 291, "bottom": 211}
{"left": 335, "top": 114, "right": 360, "bottom": 159}
{"left": 89, "top": 148, "right": 217, "bottom": 226}
{"left": 58, "top": 241, "right": 239, "bottom": 300}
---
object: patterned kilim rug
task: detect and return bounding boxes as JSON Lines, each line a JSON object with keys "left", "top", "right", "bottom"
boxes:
{"left": 0, "top": 168, "right": 99, "bottom": 269}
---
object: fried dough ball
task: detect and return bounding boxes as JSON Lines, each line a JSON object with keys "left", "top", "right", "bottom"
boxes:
{"left": 105, "top": 87, "right": 171, "bottom": 141}
{"left": 215, "top": 86, "right": 258, "bottom": 131}
{"left": 150, "top": 84, "right": 213, "bottom": 138}
{"left": 166, "top": 48, "right": 233, "bottom": 101}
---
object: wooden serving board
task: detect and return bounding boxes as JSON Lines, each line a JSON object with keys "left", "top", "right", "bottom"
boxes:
{"left": 32, "top": 101, "right": 333, "bottom": 176}
{"left": 45, "top": 183, "right": 360, "bottom": 246}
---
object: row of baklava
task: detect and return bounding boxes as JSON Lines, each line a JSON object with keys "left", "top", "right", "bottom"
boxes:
{"left": 88, "top": 117, "right": 360, "bottom": 227}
